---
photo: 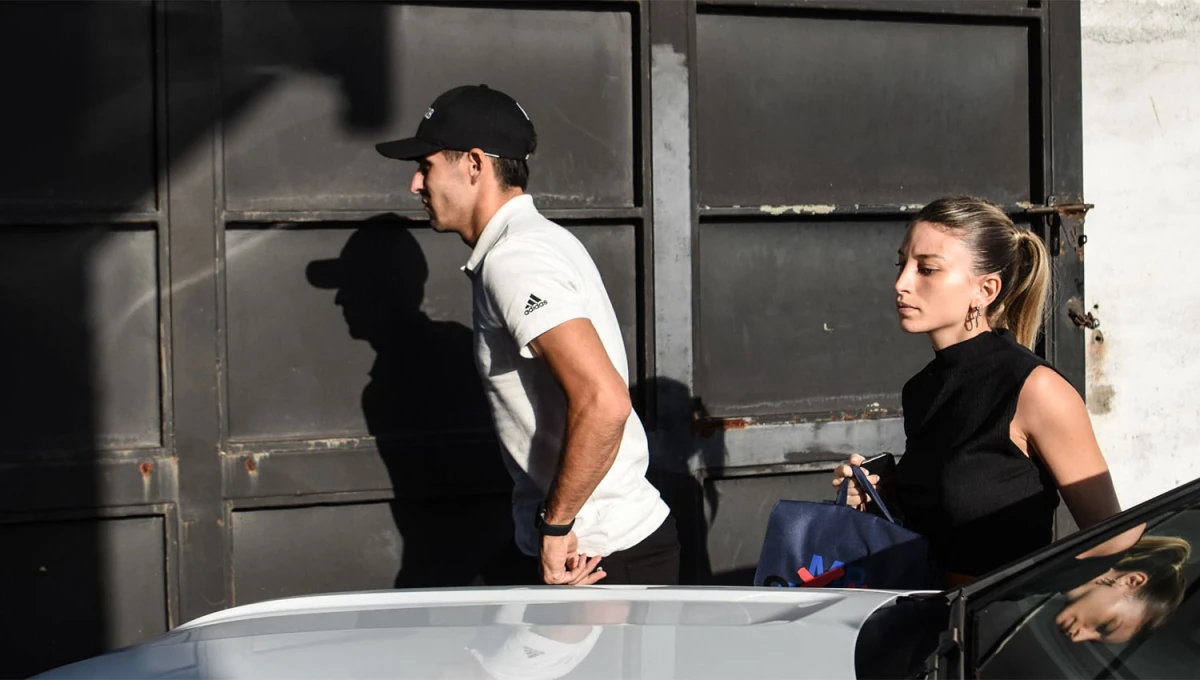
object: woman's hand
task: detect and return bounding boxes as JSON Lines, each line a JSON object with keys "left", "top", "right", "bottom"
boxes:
{"left": 831, "top": 454, "right": 880, "bottom": 511}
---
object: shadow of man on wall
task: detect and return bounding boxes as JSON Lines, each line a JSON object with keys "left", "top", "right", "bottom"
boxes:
{"left": 308, "top": 223, "right": 512, "bottom": 589}
{"left": 647, "top": 378, "right": 729, "bottom": 585}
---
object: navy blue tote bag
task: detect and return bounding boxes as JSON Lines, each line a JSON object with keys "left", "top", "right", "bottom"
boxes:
{"left": 753, "top": 465, "right": 943, "bottom": 590}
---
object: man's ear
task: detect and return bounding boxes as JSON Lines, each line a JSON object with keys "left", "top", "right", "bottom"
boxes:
{"left": 466, "top": 148, "right": 488, "bottom": 182}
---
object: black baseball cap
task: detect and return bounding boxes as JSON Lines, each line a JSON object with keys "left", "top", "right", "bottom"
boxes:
{"left": 376, "top": 84, "right": 536, "bottom": 162}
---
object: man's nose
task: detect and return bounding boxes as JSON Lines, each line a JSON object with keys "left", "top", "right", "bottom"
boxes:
{"left": 410, "top": 170, "right": 424, "bottom": 195}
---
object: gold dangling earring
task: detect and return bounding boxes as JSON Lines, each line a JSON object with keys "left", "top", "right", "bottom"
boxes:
{"left": 965, "top": 305, "right": 981, "bottom": 331}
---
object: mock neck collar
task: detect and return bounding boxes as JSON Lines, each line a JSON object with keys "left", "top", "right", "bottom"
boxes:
{"left": 934, "top": 328, "right": 1015, "bottom": 368}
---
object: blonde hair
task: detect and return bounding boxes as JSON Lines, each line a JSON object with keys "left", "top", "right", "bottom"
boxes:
{"left": 1117, "top": 535, "right": 1191, "bottom": 632}
{"left": 911, "top": 197, "right": 1050, "bottom": 350}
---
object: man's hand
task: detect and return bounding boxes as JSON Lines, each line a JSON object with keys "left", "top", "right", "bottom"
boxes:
{"left": 541, "top": 532, "right": 606, "bottom": 586}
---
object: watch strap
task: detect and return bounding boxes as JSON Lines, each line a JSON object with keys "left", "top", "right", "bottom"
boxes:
{"left": 535, "top": 501, "right": 575, "bottom": 537}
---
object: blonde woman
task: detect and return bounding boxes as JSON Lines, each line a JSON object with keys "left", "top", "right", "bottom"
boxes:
{"left": 834, "top": 196, "right": 1128, "bottom": 587}
{"left": 1056, "top": 535, "right": 1191, "bottom": 644}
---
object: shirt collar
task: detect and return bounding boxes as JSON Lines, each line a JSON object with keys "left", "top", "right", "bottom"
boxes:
{"left": 462, "top": 194, "right": 536, "bottom": 274}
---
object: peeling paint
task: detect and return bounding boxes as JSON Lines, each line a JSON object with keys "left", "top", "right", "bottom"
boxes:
{"left": 1089, "top": 384, "right": 1116, "bottom": 415}
{"left": 297, "top": 437, "right": 370, "bottom": 451}
{"left": 651, "top": 42, "right": 695, "bottom": 457}
{"left": 692, "top": 414, "right": 751, "bottom": 438}
{"left": 1083, "top": 0, "right": 1200, "bottom": 506}
{"left": 693, "top": 404, "right": 895, "bottom": 437}
{"left": 1083, "top": 0, "right": 1200, "bottom": 45}
{"left": 140, "top": 460, "right": 153, "bottom": 499}
{"left": 1086, "top": 307, "right": 1114, "bottom": 415}
{"left": 758, "top": 204, "right": 837, "bottom": 216}
{"left": 234, "top": 438, "right": 369, "bottom": 454}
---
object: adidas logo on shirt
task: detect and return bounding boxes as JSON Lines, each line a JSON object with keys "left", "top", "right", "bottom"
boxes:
{"left": 524, "top": 293, "right": 547, "bottom": 315}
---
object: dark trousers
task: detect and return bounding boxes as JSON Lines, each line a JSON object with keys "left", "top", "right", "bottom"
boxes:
{"left": 481, "top": 515, "right": 681, "bottom": 586}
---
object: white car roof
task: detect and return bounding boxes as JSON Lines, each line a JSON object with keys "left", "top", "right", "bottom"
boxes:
{"left": 38, "top": 586, "right": 908, "bottom": 680}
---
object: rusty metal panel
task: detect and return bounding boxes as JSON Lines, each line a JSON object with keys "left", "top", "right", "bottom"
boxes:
{"left": 0, "top": 457, "right": 175, "bottom": 513}
{"left": 695, "top": 12, "right": 1031, "bottom": 207}
{"left": 223, "top": 445, "right": 511, "bottom": 501}
{"left": 569, "top": 225, "right": 640, "bottom": 382}
{"left": 224, "top": 223, "right": 638, "bottom": 442}
{"left": 232, "top": 497, "right": 512, "bottom": 599}
{"left": 700, "top": 0, "right": 1038, "bottom": 15}
{"left": 220, "top": 2, "right": 635, "bottom": 212}
{"left": 224, "top": 225, "right": 484, "bottom": 441}
{"left": 0, "top": 0, "right": 1090, "bottom": 672}
{"left": 703, "top": 472, "right": 834, "bottom": 584}
{"left": 0, "top": 1, "right": 156, "bottom": 212}
{"left": 163, "top": 0, "right": 230, "bottom": 627}
{"left": 232, "top": 504, "right": 399, "bottom": 602}
{"left": 695, "top": 220, "right": 931, "bottom": 419}
{"left": 1046, "top": 0, "right": 1087, "bottom": 398}
{"left": 0, "top": 227, "right": 161, "bottom": 452}
{"left": 0, "top": 516, "right": 168, "bottom": 678}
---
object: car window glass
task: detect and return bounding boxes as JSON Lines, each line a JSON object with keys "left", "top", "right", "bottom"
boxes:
{"left": 974, "top": 502, "right": 1200, "bottom": 679}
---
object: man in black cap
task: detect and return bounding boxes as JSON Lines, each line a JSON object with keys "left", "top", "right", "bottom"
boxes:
{"left": 377, "top": 85, "right": 679, "bottom": 587}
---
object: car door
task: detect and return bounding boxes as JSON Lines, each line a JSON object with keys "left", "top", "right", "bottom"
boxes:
{"left": 925, "top": 477, "right": 1200, "bottom": 679}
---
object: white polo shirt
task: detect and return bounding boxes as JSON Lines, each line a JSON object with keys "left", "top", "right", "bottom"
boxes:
{"left": 464, "top": 194, "right": 669, "bottom": 558}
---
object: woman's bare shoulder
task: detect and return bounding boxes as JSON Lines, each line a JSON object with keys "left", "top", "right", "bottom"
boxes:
{"left": 1017, "top": 365, "right": 1088, "bottom": 431}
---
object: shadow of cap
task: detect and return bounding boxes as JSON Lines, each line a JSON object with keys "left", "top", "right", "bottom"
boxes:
{"left": 306, "top": 216, "right": 429, "bottom": 291}
{"left": 306, "top": 255, "right": 346, "bottom": 290}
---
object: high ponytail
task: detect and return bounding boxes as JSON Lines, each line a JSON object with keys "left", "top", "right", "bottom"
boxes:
{"left": 996, "top": 229, "right": 1050, "bottom": 349}
{"left": 1118, "top": 535, "right": 1191, "bottom": 632}
{"left": 910, "top": 196, "right": 1050, "bottom": 350}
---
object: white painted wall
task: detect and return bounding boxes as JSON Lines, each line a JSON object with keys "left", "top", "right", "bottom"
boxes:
{"left": 1082, "top": 0, "right": 1200, "bottom": 506}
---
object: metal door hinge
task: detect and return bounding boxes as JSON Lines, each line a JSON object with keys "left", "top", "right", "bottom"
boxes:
{"left": 1023, "top": 202, "right": 1094, "bottom": 217}
{"left": 1067, "top": 299, "right": 1100, "bottom": 329}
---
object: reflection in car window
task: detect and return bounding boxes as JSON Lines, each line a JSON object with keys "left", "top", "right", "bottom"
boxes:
{"left": 975, "top": 503, "right": 1198, "bottom": 679}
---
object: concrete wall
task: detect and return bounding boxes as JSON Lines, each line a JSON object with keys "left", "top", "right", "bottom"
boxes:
{"left": 1082, "top": 0, "right": 1200, "bottom": 506}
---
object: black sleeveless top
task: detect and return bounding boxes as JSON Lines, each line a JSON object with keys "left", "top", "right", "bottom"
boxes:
{"left": 883, "top": 329, "right": 1061, "bottom": 577}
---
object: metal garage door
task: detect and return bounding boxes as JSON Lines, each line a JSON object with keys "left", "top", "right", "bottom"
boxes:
{"left": 0, "top": 1, "right": 1086, "bottom": 675}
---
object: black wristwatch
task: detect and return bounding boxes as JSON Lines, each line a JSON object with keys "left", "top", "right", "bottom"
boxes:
{"left": 535, "top": 501, "right": 575, "bottom": 537}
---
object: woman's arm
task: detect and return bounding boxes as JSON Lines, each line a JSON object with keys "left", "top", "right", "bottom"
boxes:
{"left": 1015, "top": 366, "right": 1142, "bottom": 555}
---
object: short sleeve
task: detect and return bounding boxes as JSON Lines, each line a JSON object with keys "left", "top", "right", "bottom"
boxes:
{"left": 481, "top": 240, "right": 589, "bottom": 358}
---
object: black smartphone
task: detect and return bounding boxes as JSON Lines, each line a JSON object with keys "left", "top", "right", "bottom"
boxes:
{"left": 860, "top": 452, "right": 896, "bottom": 478}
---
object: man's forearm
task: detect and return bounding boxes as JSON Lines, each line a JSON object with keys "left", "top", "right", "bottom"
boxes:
{"left": 543, "top": 396, "right": 629, "bottom": 525}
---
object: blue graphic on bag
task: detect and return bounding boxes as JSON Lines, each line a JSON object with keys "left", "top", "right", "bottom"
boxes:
{"left": 753, "top": 464, "right": 943, "bottom": 590}
{"left": 762, "top": 554, "right": 869, "bottom": 588}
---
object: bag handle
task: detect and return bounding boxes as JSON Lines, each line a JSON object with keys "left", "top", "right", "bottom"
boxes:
{"left": 834, "top": 463, "right": 899, "bottom": 525}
